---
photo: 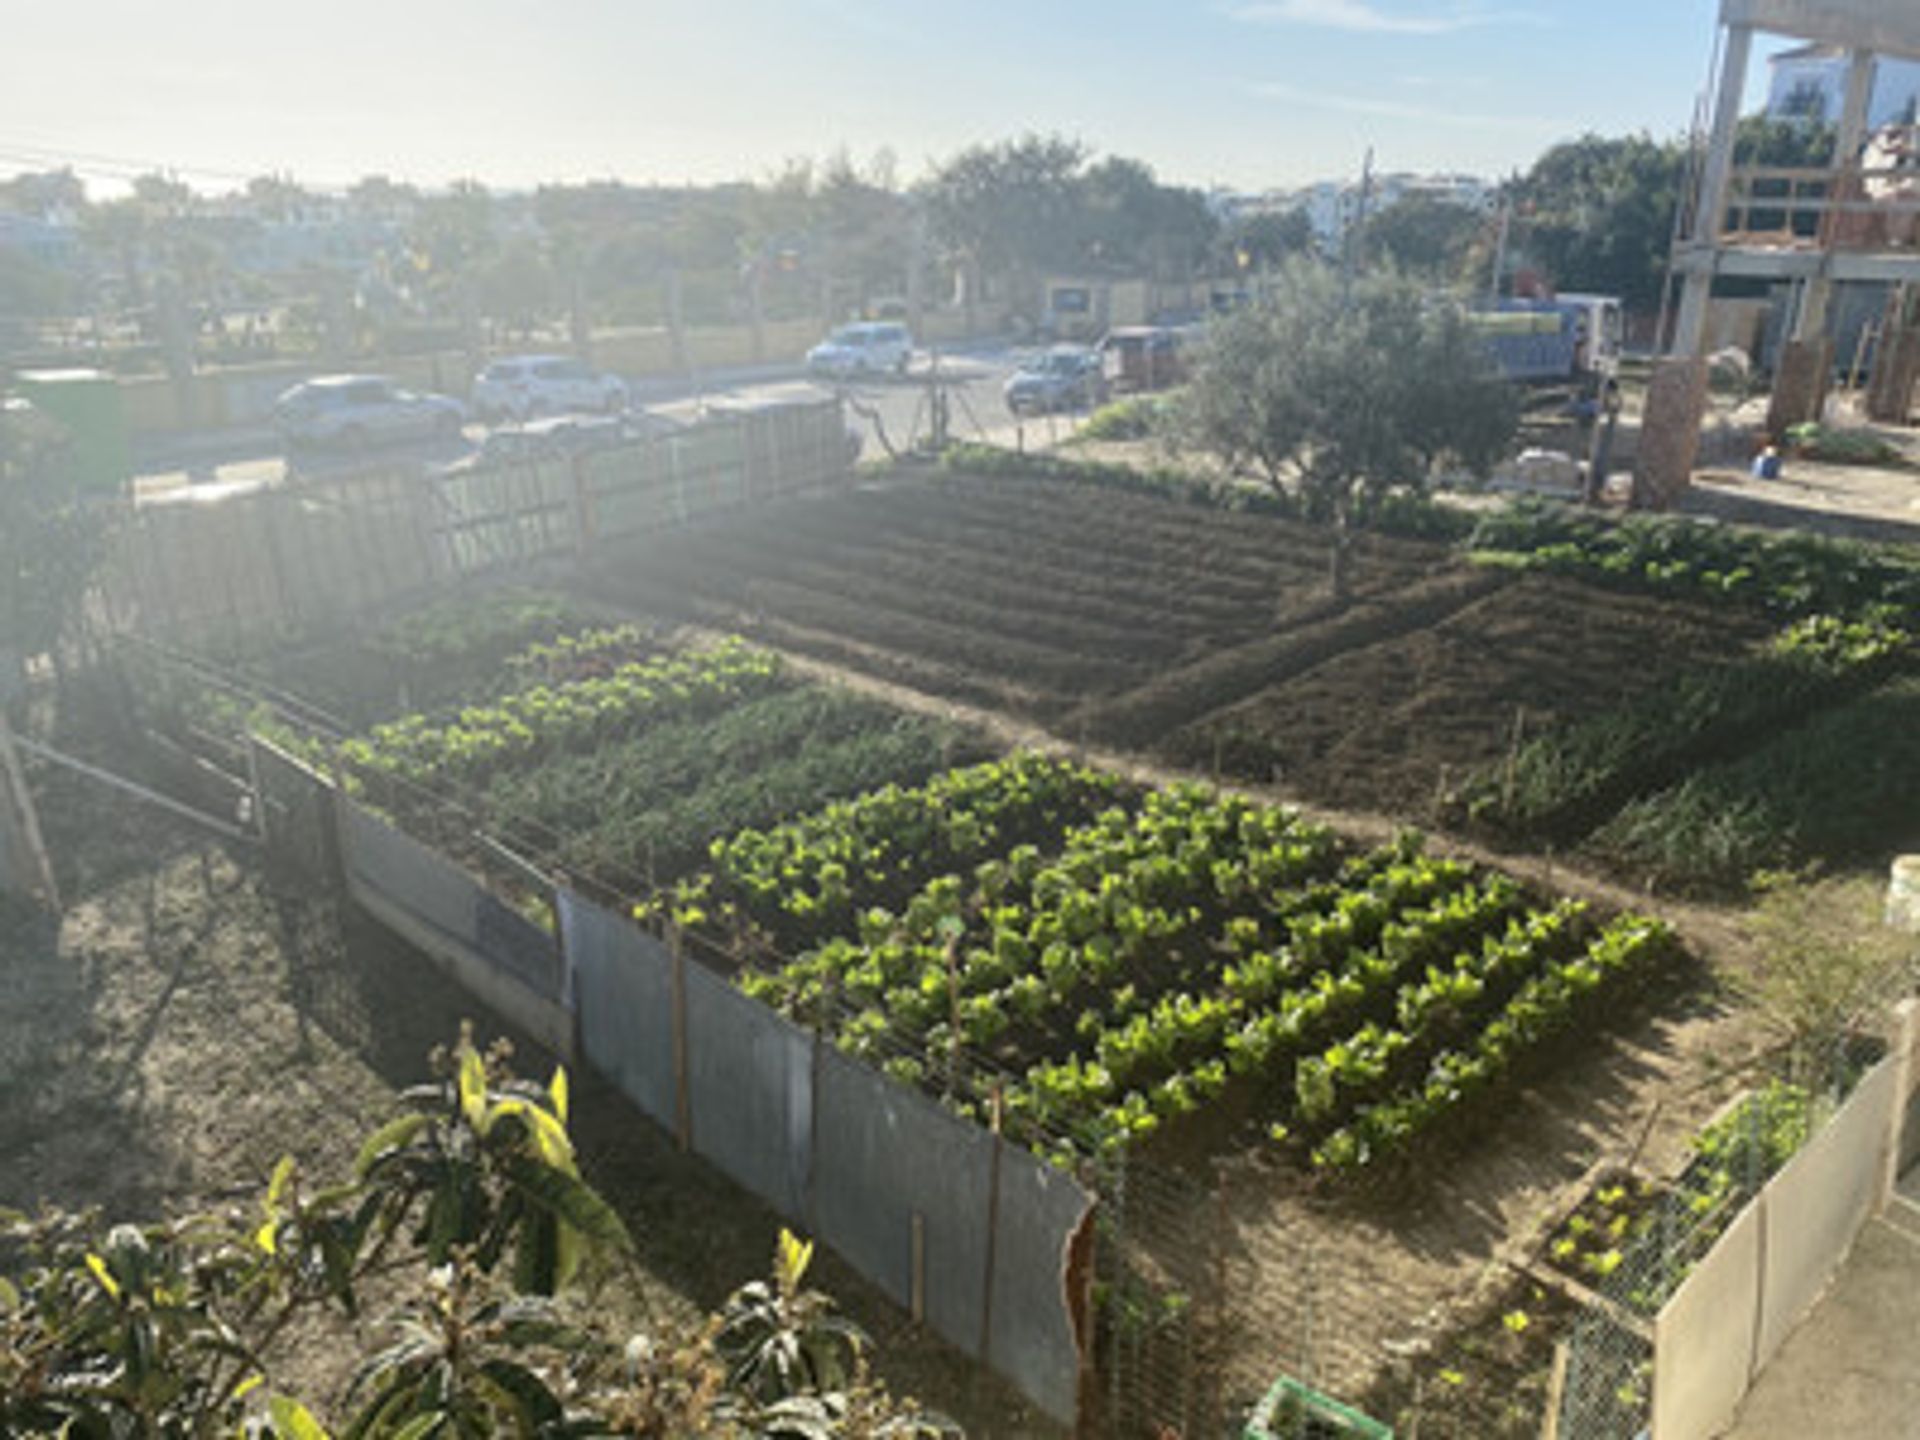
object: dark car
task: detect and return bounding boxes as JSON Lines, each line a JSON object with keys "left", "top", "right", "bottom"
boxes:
{"left": 1003, "top": 346, "right": 1108, "bottom": 415}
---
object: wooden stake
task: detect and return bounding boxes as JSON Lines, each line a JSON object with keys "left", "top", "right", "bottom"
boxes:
{"left": 978, "top": 1085, "right": 1005, "bottom": 1360}
{"left": 0, "top": 708, "right": 59, "bottom": 913}
{"left": 911, "top": 1211, "right": 927, "bottom": 1325}
{"left": 1542, "top": 1341, "right": 1569, "bottom": 1440}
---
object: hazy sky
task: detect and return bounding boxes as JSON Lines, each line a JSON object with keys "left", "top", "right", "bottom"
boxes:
{"left": 3, "top": 0, "right": 1791, "bottom": 196}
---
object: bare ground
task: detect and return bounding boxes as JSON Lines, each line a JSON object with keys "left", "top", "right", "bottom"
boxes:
{"left": 0, "top": 780, "right": 1061, "bottom": 1437}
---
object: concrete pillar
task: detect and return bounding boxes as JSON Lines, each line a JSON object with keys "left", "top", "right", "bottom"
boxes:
{"left": 1674, "top": 23, "right": 1755, "bottom": 357}
{"left": 1798, "top": 50, "right": 1878, "bottom": 340}
{"left": 1634, "top": 356, "right": 1710, "bottom": 510}
{"left": 1766, "top": 336, "right": 1835, "bottom": 435}
{"left": 1867, "top": 325, "right": 1920, "bottom": 423}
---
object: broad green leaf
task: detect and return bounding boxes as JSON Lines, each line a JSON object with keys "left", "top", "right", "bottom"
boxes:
{"left": 255, "top": 1218, "right": 280, "bottom": 1256}
{"left": 85, "top": 1252, "right": 121, "bottom": 1300}
{"left": 502, "top": 1153, "right": 633, "bottom": 1258}
{"left": 458, "top": 1048, "right": 488, "bottom": 1131}
{"left": 266, "top": 1155, "right": 297, "bottom": 1211}
{"left": 389, "top": 1414, "right": 444, "bottom": 1440}
{"left": 477, "top": 1358, "right": 564, "bottom": 1429}
{"left": 488, "top": 1098, "right": 576, "bottom": 1172}
{"left": 355, "top": 1113, "right": 431, "bottom": 1178}
{"left": 778, "top": 1229, "right": 814, "bottom": 1289}
{"left": 269, "top": 1394, "right": 333, "bottom": 1440}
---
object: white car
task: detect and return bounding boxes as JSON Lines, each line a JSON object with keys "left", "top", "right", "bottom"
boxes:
{"left": 273, "top": 375, "right": 466, "bottom": 450}
{"left": 805, "top": 322, "right": 913, "bottom": 380}
{"left": 471, "top": 354, "right": 629, "bottom": 422}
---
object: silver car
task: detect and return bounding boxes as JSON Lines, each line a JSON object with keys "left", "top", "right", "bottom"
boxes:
{"left": 274, "top": 374, "right": 466, "bottom": 451}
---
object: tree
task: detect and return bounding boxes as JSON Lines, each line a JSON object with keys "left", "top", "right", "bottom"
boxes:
{"left": 1512, "top": 118, "right": 1837, "bottom": 310}
{"left": 1078, "top": 156, "right": 1217, "bottom": 280}
{"left": 1513, "top": 133, "right": 1686, "bottom": 310}
{"left": 922, "top": 134, "right": 1088, "bottom": 321}
{"left": 1221, "top": 208, "right": 1316, "bottom": 271}
{"left": 0, "top": 405, "right": 111, "bottom": 678}
{"left": 1360, "top": 195, "right": 1484, "bottom": 281}
{"left": 1178, "top": 260, "right": 1517, "bottom": 596}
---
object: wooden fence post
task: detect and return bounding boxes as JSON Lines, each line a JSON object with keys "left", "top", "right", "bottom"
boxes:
{"left": 0, "top": 708, "right": 59, "bottom": 913}
{"left": 669, "top": 923, "right": 692, "bottom": 1151}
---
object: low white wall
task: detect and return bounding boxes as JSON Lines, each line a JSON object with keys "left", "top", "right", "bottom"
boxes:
{"left": 1654, "top": 1201, "right": 1763, "bottom": 1440}
{"left": 1653, "top": 1004, "right": 1919, "bottom": 1440}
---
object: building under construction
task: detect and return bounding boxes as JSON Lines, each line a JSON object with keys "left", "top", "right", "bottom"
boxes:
{"left": 1644, "top": 0, "right": 1920, "bottom": 505}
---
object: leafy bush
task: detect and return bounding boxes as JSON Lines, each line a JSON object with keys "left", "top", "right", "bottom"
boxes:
{"left": 0, "top": 1034, "right": 958, "bottom": 1439}
{"left": 1075, "top": 394, "right": 1173, "bottom": 442}
{"left": 1784, "top": 423, "right": 1906, "bottom": 467}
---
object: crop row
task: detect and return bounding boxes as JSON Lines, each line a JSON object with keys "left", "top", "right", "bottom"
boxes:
{"left": 338, "top": 637, "right": 784, "bottom": 787}
{"left": 1459, "top": 609, "right": 1912, "bottom": 841}
{"left": 644, "top": 753, "right": 1129, "bottom": 954}
{"left": 1467, "top": 499, "right": 1920, "bottom": 620}
{"left": 725, "top": 780, "right": 1673, "bottom": 1169}
{"left": 1589, "top": 672, "right": 1920, "bottom": 892}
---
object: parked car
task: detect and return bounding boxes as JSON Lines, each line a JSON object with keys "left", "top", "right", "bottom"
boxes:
{"left": 1099, "top": 326, "right": 1187, "bottom": 394}
{"left": 273, "top": 374, "right": 466, "bottom": 450}
{"left": 805, "top": 322, "right": 913, "bottom": 380}
{"left": 471, "top": 354, "right": 628, "bottom": 422}
{"left": 1004, "top": 346, "right": 1108, "bottom": 415}
{"left": 449, "top": 411, "right": 682, "bottom": 472}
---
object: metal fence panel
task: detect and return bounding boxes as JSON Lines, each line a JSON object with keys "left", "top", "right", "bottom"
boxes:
{"left": 986, "top": 1145, "right": 1093, "bottom": 1428}
{"left": 562, "top": 891, "right": 677, "bottom": 1128}
{"left": 683, "top": 961, "right": 812, "bottom": 1221}
{"left": 251, "top": 736, "right": 337, "bottom": 886}
{"left": 336, "top": 799, "right": 571, "bottom": 1055}
{"left": 810, "top": 1047, "right": 997, "bottom": 1364}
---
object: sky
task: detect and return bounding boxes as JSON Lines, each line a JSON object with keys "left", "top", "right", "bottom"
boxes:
{"left": 1, "top": 0, "right": 1795, "bottom": 197}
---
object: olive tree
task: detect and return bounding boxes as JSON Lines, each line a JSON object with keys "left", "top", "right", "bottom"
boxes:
{"left": 1177, "top": 260, "right": 1516, "bottom": 596}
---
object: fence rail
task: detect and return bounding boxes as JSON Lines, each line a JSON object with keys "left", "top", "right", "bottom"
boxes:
{"left": 101, "top": 398, "right": 852, "bottom": 655}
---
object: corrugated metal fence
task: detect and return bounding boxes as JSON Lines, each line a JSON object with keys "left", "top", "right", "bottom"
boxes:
{"left": 251, "top": 737, "right": 1092, "bottom": 1429}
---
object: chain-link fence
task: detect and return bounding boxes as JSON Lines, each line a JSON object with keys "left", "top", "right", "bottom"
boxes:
{"left": 1556, "top": 1038, "right": 1882, "bottom": 1440}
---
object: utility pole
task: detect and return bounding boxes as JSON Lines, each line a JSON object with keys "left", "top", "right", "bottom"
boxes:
{"left": 1342, "top": 146, "right": 1375, "bottom": 303}
{"left": 1487, "top": 196, "right": 1513, "bottom": 308}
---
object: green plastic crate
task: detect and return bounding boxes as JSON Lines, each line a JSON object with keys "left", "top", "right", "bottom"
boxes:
{"left": 1244, "top": 1375, "right": 1393, "bottom": 1440}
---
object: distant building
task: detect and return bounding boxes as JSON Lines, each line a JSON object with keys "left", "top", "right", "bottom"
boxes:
{"left": 0, "top": 213, "right": 81, "bottom": 269}
{"left": 1765, "top": 43, "right": 1920, "bottom": 127}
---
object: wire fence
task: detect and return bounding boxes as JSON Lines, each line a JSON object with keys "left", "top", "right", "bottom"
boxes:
{"left": 1555, "top": 1036, "right": 1879, "bottom": 1440}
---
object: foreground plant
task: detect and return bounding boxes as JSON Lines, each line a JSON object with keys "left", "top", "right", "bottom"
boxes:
{"left": 0, "top": 1029, "right": 957, "bottom": 1439}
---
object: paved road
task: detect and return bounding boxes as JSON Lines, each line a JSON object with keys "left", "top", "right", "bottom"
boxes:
{"left": 130, "top": 343, "right": 1058, "bottom": 500}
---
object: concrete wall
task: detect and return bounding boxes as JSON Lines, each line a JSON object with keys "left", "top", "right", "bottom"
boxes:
{"left": 1653, "top": 1006, "right": 1919, "bottom": 1439}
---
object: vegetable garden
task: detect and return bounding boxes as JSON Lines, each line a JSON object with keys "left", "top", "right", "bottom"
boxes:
{"left": 656, "top": 773, "right": 1678, "bottom": 1173}
{"left": 571, "top": 467, "right": 1920, "bottom": 895}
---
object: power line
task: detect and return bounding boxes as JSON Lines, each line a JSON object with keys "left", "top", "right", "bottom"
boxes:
{"left": 0, "top": 139, "right": 353, "bottom": 194}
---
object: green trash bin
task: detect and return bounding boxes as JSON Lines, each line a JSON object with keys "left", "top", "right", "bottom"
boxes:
{"left": 1243, "top": 1375, "right": 1394, "bottom": 1439}
{"left": 10, "top": 368, "right": 132, "bottom": 495}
